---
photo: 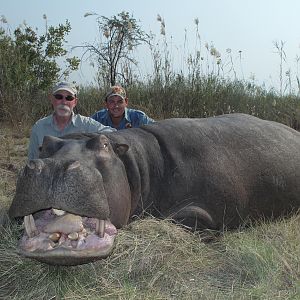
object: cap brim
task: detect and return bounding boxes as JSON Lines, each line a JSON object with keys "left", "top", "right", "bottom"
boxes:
{"left": 107, "top": 93, "right": 125, "bottom": 100}
{"left": 53, "top": 88, "right": 76, "bottom": 95}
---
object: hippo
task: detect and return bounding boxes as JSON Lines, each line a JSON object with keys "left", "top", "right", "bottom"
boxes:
{"left": 8, "top": 113, "right": 300, "bottom": 265}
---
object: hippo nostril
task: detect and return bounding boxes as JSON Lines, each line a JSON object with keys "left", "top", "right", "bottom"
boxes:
{"left": 67, "top": 160, "right": 81, "bottom": 171}
{"left": 26, "top": 159, "right": 45, "bottom": 174}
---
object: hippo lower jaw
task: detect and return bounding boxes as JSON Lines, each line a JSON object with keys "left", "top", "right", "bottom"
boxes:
{"left": 18, "top": 209, "right": 117, "bottom": 266}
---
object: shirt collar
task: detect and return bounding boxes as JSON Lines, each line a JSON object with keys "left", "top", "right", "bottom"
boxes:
{"left": 123, "top": 107, "right": 131, "bottom": 123}
{"left": 70, "top": 112, "right": 77, "bottom": 125}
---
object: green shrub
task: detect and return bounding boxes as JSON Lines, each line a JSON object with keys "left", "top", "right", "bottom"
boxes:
{"left": 0, "top": 18, "right": 79, "bottom": 124}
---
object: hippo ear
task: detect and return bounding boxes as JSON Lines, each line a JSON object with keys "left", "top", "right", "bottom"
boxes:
{"left": 114, "top": 144, "right": 129, "bottom": 156}
{"left": 39, "top": 136, "right": 65, "bottom": 158}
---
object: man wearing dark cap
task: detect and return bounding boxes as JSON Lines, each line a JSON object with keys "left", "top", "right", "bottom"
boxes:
{"left": 28, "top": 81, "right": 115, "bottom": 160}
{"left": 91, "top": 85, "right": 154, "bottom": 130}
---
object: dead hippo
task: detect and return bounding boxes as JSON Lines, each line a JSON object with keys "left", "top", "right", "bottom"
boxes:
{"left": 9, "top": 113, "right": 300, "bottom": 265}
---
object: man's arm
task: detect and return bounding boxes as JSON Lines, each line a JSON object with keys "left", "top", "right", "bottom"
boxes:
{"left": 139, "top": 113, "right": 155, "bottom": 126}
{"left": 85, "top": 117, "right": 116, "bottom": 133}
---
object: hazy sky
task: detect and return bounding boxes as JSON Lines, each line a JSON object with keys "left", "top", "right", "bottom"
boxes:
{"left": 2, "top": 0, "right": 300, "bottom": 92}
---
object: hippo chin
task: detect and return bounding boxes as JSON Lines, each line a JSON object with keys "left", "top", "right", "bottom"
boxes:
{"left": 9, "top": 113, "right": 300, "bottom": 265}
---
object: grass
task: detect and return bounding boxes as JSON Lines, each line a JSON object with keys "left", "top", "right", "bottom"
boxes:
{"left": 0, "top": 215, "right": 299, "bottom": 299}
{"left": 74, "top": 76, "right": 300, "bottom": 132}
{"left": 0, "top": 124, "right": 299, "bottom": 299}
{"left": 0, "top": 124, "right": 28, "bottom": 214}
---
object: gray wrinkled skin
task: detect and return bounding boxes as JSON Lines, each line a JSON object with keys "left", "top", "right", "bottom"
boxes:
{"left": 9, "top": 113, "right": 300, "bottom": 265}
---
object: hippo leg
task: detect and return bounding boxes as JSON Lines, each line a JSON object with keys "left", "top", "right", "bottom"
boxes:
{"left": 167, "top": 205, "right": 216, "bottom": 230}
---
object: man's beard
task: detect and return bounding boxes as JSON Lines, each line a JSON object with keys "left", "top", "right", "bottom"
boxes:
{"left": 55, "top": 104, "right": 72, "bottom": 117}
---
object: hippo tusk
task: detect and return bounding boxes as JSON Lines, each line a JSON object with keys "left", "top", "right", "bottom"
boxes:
{"left": 24, "top": 214, "right": 39, "bottom": 238}
{"left": 96, "top": 219, "right": 105, "bottom": 238}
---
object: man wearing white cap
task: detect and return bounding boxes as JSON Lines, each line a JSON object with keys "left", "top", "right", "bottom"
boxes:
{"left": 28, "top": 81, "right": 115, "bottom": 160}
{"left": 91, "top": 85, "right": 154, "bottom": 130}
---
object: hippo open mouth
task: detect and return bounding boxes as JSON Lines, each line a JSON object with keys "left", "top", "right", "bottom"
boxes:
{"left": 18, "top": 208, "right": 117, "bottom": 266}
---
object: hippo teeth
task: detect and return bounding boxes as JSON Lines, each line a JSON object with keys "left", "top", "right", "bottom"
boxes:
{"left": 52, "top": 208, "right": 66, "bottom": 216}
{"left": 68, "top": 232, "right": 79, "bottom": 241}
{"left": 96, "top": 219, "right": 105, "bottom": 238}
{"left": 49, "top": 232, "right": 61, "bottom": 242}
{"left": 24, "top": 214, "right": 39, "bottom": 238}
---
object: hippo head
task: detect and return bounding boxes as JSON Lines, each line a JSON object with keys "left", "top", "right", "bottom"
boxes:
{"left": 9, "top": 134, "right": 131, "bottom": 265}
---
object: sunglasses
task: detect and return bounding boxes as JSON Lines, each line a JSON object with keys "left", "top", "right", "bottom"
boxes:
{"left": 53, "top": 94, "right": 76, "bottom": 101}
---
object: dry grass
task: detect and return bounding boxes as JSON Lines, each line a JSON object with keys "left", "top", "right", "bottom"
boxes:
{"left": 1, "top": 215, "right": 299, "bottom": 299}
{"left": 0, "top": 123, "right": 28, "bottom": 214}
{"left": 0, "top": 123, "right": 299, "bottom": 300}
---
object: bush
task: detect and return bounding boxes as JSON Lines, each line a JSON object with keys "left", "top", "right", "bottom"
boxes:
{"left": 0, "top": 18, "right": 80, "bottom": 124}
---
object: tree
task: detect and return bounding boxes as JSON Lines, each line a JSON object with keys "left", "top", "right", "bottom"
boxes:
{"left": 82, "top": 11, "right": 151, "bottom": 86}
{"left": 0, "top": 17, "right": 80, "bottom": 122}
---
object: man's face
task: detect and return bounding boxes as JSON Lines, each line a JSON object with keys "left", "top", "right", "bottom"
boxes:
{"left": 51, "top": 90, "right": 77, "bottom": 117}
{"left": 106, "top": 95, "right": 128, "bottom": 118}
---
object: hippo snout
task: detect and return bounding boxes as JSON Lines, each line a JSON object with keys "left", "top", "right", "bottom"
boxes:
{"left": 10, "top": 157, "right": 111, "bottom": 221}
{"left": 9, "top": 156, "right": 119, "bottom": 265}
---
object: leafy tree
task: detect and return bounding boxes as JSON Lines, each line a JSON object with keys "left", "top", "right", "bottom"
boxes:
{"left": 0, "top": 17, "right": 80, "bottom": 123}
{"left": 82, "top": 11, "right": 151, "bottom": 86}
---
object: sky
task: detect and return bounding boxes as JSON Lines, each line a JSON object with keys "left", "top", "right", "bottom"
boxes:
{"left": 1, "top": 0, "right": 300, "bottom": 92}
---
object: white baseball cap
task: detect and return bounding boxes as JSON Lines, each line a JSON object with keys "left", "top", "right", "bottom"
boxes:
{"left": 52, "top": 82, "right": 77, "bottom": 95}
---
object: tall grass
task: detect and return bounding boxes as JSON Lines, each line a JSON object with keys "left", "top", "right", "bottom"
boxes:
{"left": 78, "top": 76, "right": 300, "bottom": 131}
{"left": 0, "top": 17, "right": 300, "bottom": 129}
{"left": 76, "top": 19, "right": 300, "bottom": 129}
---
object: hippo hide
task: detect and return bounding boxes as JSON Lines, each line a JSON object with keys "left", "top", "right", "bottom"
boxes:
{"left": 9, "top": 113, "right": 300, "bottom": 265}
